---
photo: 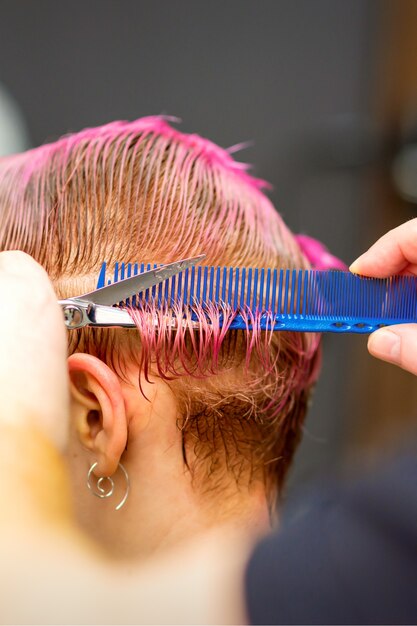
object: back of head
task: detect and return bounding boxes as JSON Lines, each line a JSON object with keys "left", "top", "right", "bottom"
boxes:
{"left": 0, "top": 117, "right": 321, "bottom": 506}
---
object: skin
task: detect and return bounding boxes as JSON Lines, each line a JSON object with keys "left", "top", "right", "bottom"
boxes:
{"left": 67, "top": 353, "right": 270, "bottom": 560}
{"left": 0, "top": 251, "right": 69, "bottom": 449}
{"left": 350, "top": 218, "right": 417, "bottom": 374}
{"left": 0, "top": 252, "right": 71, "bottom": 529}
{"left": 2, "top": 218, "right": 417, "bottom": 623}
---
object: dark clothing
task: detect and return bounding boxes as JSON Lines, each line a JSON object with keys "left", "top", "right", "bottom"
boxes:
{"left": 245, "top": 454, "right": 417, "bottom": 624}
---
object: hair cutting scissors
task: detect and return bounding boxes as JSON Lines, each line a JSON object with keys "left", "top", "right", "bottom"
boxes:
{"left": 59, "top": 255, "right": 205, "bottom": 330}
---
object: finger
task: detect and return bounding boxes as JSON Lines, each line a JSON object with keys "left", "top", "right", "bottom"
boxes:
{"left": 368, "top": 324, "right": 417, "bottom": 375}
{"left": 350, "top": 219, "right": 417, "bottom": 277}
{"left": 0, "top": 251, "right": 69, "bottom": 450}
{"left": 0, "top": 250, "right": 52, "bottom": 282}
{"left": 0, "top": 251, "right": 58, "bottom": 315}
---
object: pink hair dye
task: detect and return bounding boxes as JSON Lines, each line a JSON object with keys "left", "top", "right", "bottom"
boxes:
{"left": 0, "top": 116, "right": 345, "bottom": 492}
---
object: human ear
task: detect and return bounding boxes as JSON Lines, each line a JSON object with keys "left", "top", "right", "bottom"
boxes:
{"left": 67, "top": 353, "right": 127, "bottom": 477}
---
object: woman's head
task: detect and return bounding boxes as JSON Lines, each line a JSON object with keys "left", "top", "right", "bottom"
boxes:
{"left": 0, "top": 118, "right": 324, "bottom": 549}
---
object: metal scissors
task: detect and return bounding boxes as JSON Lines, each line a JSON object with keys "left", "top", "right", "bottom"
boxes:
{"left": 59, "top": 255, "right": 205, "bottom": 330}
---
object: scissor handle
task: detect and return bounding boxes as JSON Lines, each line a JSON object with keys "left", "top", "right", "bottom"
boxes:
{"left": 60, "top": 299, "right": 136, "bottom": 329}
{"left": 60, "top": 299, "right": 90, "bottom": 329}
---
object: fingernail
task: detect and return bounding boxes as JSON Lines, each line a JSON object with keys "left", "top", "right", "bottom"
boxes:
{"left": 349, "top": 257, "right": 362, "bottom": 274}
{"left": 368, "top": 329, "right": 401, "bottom": 361}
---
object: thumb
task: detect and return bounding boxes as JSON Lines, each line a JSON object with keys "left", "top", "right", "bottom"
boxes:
{"left": 368, "top": 325, "right": 417, "bottom": 375}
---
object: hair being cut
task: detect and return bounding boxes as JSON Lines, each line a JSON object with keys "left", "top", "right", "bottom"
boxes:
{"left": 0, "top": 117, "right": 321, "bottom": 504}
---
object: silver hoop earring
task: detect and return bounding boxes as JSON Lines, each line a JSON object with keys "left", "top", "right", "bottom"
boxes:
{"left": 87, "top": 462, "right": 130, "bottom": 511}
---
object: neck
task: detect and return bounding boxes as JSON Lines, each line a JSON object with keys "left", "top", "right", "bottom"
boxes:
{"left": 69, "top": 433, "right": 270, "bottom": 560}
{"left": 68, "top": 371, "right": 271, "bottom": 560}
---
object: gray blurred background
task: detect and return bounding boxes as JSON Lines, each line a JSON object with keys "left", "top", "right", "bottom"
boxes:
{"left": 1, "top": 0, "right": 416, "bottom": 506}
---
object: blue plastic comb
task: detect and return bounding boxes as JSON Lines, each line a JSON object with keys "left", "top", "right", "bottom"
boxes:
{"left": 95, "top": 262, "right": 417, "bottom": 334}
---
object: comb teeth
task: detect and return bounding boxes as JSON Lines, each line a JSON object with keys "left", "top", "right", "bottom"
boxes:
{"left": 97, "top": 264, "right": 417, "bottom": 333}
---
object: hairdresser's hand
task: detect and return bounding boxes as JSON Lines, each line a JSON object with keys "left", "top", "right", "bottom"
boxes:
{"left": 0, "top": 251, "right": 69, "bottom": 448}
{"left": 350, "top": 218, "right": 417, "bottom": 375}
{"left": 0, "top": 251, "right": 72, "bottom": 529}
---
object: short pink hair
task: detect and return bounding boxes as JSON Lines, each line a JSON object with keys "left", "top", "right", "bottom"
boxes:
{"left": 0, "top": 117, "right": 321, "bottom": 502}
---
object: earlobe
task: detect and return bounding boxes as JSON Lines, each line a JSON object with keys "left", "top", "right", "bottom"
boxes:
{"left": 67, "top": 353, "right": 128, "bottom": 477}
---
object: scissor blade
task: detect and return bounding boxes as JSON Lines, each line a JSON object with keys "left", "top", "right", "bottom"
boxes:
{"left": 77, "top": 255, "right": 206, "bottom": 306}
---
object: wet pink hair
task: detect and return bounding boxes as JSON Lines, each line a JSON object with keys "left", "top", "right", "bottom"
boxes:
{"left": 0, "top": 117, "right": 340, "bottom": 499}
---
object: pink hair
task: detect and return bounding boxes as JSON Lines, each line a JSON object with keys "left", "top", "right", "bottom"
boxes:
{"left": 0, "top": 116, "right": 303, "bottom": 267}
{"left": 0, "top": 117, "right": 330, "bottom": 495}
{"left": 295, "top": 234, "right": 347, "bottom": 271}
